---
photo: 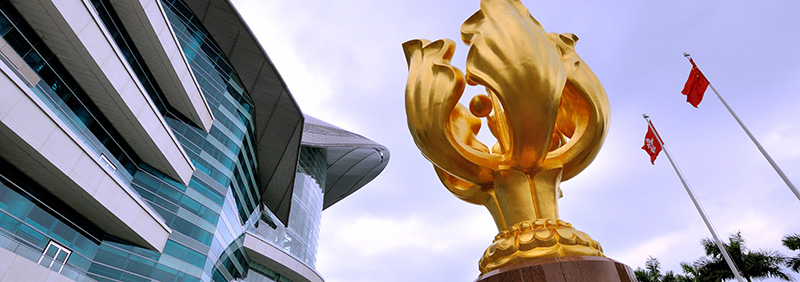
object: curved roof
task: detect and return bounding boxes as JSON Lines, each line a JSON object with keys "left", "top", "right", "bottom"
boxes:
{"left": 302, "top": 115, "right": 390, "bottom": 209}
{"left": 181, "top": 0, "right": 304, "bottom": 226}
{"left": 177, "top": 0, "right": 388, "bottom": 216}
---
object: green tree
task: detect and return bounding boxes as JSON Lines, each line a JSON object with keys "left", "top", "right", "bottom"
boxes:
{"left": 636, "top": 256, "right": 664, "bottom": 282}
{"left": 784, "top": 233, "right": 800, "bottom": 273}
{"left": 679, "top": 262, "right": 700, "bottom": 281}
{"left": 687, "top": 232, "right": 792, "bottom": 282}
{"left": 636, "top": 256, "right": 695, "bottom": 282}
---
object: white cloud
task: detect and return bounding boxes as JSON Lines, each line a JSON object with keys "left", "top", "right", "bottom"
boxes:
{"left": 231, "top": 0, "right": 800, "bottom": 281}
{"left": 764, "top": 124, "right": 800, "bottom": 161}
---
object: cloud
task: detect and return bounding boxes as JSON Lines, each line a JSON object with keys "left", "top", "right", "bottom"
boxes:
{"left": 231, "top": 0, "right": 800, "bottom": 281}
{"left": 317, "top": 208, "right": 496, "bottom": 282}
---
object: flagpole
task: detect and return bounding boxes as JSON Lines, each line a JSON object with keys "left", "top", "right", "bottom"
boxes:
{"left": 683, "top": 53, "right": 800, "bottom": 203}
{"left": 643, "top": 114, "right": 745, "bottom": 282}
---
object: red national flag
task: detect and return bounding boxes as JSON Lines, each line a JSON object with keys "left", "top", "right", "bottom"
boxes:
{"left": 681, "top": 58, "right": 710, "bottom": 107}
{"left": 642, "top": 121, "right": 663, "bottom": 165}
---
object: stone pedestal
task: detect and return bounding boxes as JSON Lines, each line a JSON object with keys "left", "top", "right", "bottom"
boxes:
{"left": 475, "top": 256, "right": 636, "bottom": 282}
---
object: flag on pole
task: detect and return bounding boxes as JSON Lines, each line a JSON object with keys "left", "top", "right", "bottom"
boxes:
{"left": 641, "top": 114, "right": 747, "bottom": 282}
{"left": 642, "top": 121, "right": 663, "bottom": 164}
{"left": 681, "top": 58, "right": 710, "bottom": 107}
{"left": 682, "top": 53, "right": 800, "bottom": 202}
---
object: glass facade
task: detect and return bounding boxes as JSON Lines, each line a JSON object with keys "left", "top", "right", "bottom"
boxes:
{"left": 159, "top": 0, "right": 261, "bottom": 224}
{"left": 0, "top": 0, "right": 143, "bottom": 179}
{"left": 288, "top": 147, "right": 325, "bottom": 267}
{"left": 0, "top": 0, "right": 276, "bottom": 281}
{"left": 243, "top": 261, "right": 294, "bottom": 282}
{"left": 88, "top": 0, "right": 194, "bottom": 126}
{"left": 250, "top": 147, "right": 325, "bottom": 268}
{"left": 0, "top": 0, "right": 386, "bottom": 281}
{"left": 0, "top": 157, "right": 101, "bottom": 281}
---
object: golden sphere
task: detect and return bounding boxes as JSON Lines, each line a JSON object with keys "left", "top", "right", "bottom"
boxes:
{"left": 469, "top": 94, "right": 493, "bottom": 117}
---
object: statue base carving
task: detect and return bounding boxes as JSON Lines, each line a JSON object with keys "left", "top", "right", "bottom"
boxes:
{"left": 475, "top": 256, "right": 636, "bottom": 282}
{"left": 480, "top": 220, "right": 603, "bottom": 273}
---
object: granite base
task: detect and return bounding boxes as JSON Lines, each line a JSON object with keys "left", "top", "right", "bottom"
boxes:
{"left": 475, "top": 256, "right": 636, "bottom": 282}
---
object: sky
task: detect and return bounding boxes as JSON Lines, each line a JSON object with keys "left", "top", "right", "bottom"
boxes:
{"left": 230, "top": 0, "right": 800, "bottom": 281}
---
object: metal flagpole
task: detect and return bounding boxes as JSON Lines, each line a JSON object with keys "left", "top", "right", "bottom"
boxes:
{"left": 643, "top": 114, "right": 745, "bottom": 282}
{"left": 683, "top": 53, "right": 800, "bottom": 202}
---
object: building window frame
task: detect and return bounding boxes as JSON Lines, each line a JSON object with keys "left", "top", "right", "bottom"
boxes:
{"left": 37, "top": 240, "right": 71, "bottom": 273}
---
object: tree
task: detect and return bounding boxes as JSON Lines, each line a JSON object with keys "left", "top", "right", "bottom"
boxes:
{"left": 636, "top": 256, "right": 695, "bottom": 282}
{"left": 687, "top": 232, "right": 792, "bottom": 282}
{"left": 784, "top": 233, "right": 800, "bottom": 273}
{"left": 678, "top": 262, "right": 700, "bottom": 282}
{"left": 636, "top": 256, "right": 664, "bottom": 282}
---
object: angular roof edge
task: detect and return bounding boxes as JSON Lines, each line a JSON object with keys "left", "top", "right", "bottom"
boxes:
{"left": 302, "top": 115, "right": 390, "bottom": 209}
{"left": 181, "top": 0, "right": 303, "bottom": 226}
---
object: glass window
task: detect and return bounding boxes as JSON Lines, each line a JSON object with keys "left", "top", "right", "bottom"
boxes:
{"left": 22, "top": 51, "right": 45, "bottom": 72}
{"left": 2, "top": 28, "right": 30, "bottom": 54}
{"left": 0, "top": 14, "right": 11, "bottom": 35}
{"left": 25, "top": 203, "right": 55, "bottom": 231}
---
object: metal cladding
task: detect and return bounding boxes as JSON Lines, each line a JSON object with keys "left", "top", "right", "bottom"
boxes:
{"left": 0, "top": 0, "right": 391, "bottom": 280}
{"left": 302, "top": 115, "right": 390, "bottom": 210}
{"left": 172, "top": 0, "right": 390, "bottom": 222}
{"left": 180, "top": 0, "right": 304, "bottom": 226}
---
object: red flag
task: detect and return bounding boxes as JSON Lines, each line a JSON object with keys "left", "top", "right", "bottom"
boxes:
{"left": 642, "top": 121, "right": 663, "bottom": 165}
{"left": 681, "top": 58, "right": 709, "bottom": 107}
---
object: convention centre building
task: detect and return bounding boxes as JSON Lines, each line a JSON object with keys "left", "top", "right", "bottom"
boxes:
{"left": 0, "top": 0, "right": 389, "bottom": 281}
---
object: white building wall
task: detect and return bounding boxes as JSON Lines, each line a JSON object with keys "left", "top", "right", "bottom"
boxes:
{"left": 110, "top": 0, "right": 214, "bottom": 132}
{"left": 10, "top": 0, "right": 196, "bottom": 184}
{"left": 0, "top": 247, "right": 75, "bottom": 282}
{"left": 0, "top": 41, "right": 171, "bottom": 252}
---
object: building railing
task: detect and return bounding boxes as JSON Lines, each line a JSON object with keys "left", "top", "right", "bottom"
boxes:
{"left": 0, "top": 209, "right": 96, "bottom": 281}
{"left": 0, "top": 49, "right": 134, "bottom": 184}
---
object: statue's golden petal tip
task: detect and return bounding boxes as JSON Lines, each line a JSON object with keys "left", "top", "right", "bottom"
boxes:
{"left": 460, "top": 9, "right": 484, "bottom": 44}
{"left": 402, "top": 39, "right": 453, "bottom": 65}
{"left": 401, "top": 38, "right": 421, "bottom": 49}
{"left": 557, "top": 33, "right": 579, "bottom": 46}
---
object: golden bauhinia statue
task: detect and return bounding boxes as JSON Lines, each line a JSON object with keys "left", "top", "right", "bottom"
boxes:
{"left": 403, "top": 0, "right": 610, "bottom": 274}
